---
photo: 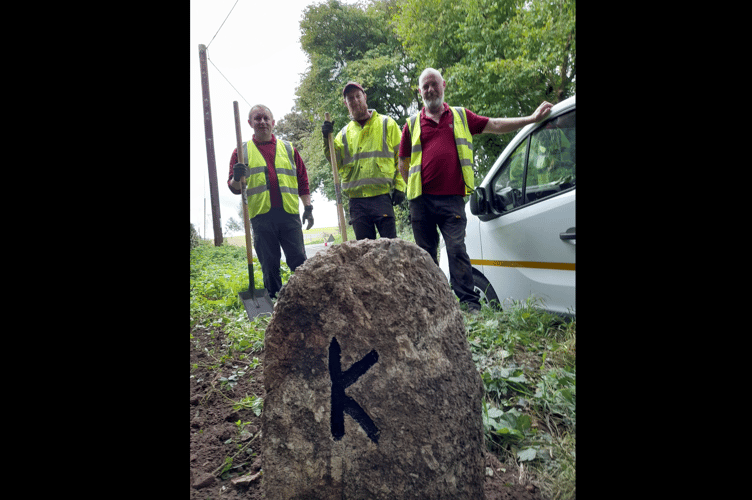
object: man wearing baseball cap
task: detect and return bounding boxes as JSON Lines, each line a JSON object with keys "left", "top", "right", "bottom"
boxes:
{"left": 321, "top": 81, "right": 406, "bottom": 240}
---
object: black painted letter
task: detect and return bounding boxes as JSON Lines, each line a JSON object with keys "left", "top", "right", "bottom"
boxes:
{"left": 329, "top": 337, "right": 379, "bottom": 443}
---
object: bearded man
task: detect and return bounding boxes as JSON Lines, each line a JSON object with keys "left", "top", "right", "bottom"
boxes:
{"left": 398, "top": 68, "right": 553, "bottom": 313}
{"left": 322, "top": 82, "right": 405, "bottom": 240}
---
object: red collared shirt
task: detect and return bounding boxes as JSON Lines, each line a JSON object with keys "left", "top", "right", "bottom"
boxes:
{"left": 398, "top": 103, "right": 489, "bottom": 196}
{"left": 227, "top": 134, "right": 310, "bottom": 207}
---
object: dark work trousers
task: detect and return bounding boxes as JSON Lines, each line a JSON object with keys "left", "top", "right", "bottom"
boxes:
{"left": 349, "top": 193, "right": 397, "bottom": 240}
{"left": 250, "top": 207, "right": 307, "bottom": 298}
{"left": 409, "top": 194, "right": 480, "bottom": 309}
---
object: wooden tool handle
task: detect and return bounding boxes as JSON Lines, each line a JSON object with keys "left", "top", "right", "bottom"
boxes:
{"left": 325, "top": 112, "right": 348, "bottom": 242}
{"left": 234, "top": 102, "right": 254, "bottom": 265}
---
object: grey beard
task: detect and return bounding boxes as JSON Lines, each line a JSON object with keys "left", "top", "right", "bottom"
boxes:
{"left": 422, "top": 96, "right": 443, "bottom": 112}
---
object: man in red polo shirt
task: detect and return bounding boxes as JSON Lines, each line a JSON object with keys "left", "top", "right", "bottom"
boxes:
{"left": 228, "top": 104, "right": 313, "bottom": 299}
{"left": 398, "top": 68, "right": 552, "bottom": 312}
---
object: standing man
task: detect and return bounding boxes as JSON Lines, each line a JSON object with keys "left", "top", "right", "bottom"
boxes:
{"left": 228, "top": 104, "right": 314, "bottom": 299}
{"left": 321, "top": 81, "right": 406, "bottom": 240}
{"left": 398, "top": 68, "right": 553, "bottom": 312}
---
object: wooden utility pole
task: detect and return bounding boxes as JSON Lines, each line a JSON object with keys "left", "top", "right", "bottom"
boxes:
{"left": 198, "top": 44, "right": 223, "bottom": 246}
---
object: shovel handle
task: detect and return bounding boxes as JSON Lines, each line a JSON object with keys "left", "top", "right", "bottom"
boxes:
{"left": 234, "top": 102, "right": 256, "bottom": 281}
{"left": 325, "top": 112, "right": 348, "bottom": 242}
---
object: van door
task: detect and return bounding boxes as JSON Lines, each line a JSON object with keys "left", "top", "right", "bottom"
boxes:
{"left": 478, "top": 109, "right": 576, "bottom": 315}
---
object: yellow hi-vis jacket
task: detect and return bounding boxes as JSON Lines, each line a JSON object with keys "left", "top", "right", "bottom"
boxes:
{"left": 333, "top": 110, "right": 406, "bottom": 199}
{"left": 406, "top": 106, "right": 474, "bottom": 200}
{"left": 241, "top": 139, "right": 300, "bottom": 219}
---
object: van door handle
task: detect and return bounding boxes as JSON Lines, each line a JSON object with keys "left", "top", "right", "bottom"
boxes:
{"left": 559, "top": 227, "right": 576, "bottom": 240}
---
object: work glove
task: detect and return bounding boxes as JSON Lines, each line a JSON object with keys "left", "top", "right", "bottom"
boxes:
{"left": 302, "top": 205, "right": 314, "bottom": 230}
{"left": 321, "top": 120, "right": 334, "bottom": 139}
{"left": 391, "top": 189, "right": 406, "bottom": 206}
{"left": 233, "top": 163, "right": 249, "bottom": 182}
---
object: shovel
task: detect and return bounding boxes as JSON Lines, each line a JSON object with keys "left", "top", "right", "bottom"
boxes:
{"left": 234, "top": 101, "right": 274, "bottom": 319}
{"left": 325, "top": 112, "right": 348, "bottom": 242}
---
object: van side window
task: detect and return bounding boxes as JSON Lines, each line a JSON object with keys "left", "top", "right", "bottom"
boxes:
{"left": 491, "top": 109, "right": 575, "bottom": 211}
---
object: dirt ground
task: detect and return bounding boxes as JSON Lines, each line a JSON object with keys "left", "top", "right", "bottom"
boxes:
{"left": 190, "top": 325, "right": 548, "bottom": 500}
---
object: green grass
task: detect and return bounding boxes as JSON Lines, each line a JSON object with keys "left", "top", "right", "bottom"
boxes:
{"left": 190, "top": 243, "right": 574, "bottom": 499}
{"left": 465, "top": 298, "right": 575, "bottom": 499}
{"left": 190, "top": 242, "right": 282, "bottom": 356}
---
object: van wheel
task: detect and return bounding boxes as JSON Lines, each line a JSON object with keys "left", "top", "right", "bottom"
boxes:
{"left": 472, "top": 269, "right": 501, "bottom": 310}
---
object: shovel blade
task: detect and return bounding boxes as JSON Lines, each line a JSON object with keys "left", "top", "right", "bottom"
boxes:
{"left": 238, "top": 288, "right": 274, "bottom": 319}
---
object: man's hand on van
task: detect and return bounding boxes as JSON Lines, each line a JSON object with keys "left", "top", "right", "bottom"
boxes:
{"left": 531, "top": 101, "right": 554, "bottom": 123}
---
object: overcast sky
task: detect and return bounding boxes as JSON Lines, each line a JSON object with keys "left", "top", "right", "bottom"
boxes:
{"left": 190, "top": 0, "right": 353, "bottom": 239}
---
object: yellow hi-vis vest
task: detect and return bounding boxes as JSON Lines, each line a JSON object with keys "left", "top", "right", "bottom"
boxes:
{"left": 406, "top": 106, "right": 474, "bottom": 200}
{"left": 241, "top": 138, "right": 299, "bottom": 219}
{"left": 333, "top": 110, "right": 406, "bottom": 198}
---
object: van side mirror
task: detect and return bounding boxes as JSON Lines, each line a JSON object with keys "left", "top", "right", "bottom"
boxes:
{"left": 471, "top": 186, "right": 503, "bottom": 221}
{"left": 469, "top": 188, "right": 488, "bottom": 215}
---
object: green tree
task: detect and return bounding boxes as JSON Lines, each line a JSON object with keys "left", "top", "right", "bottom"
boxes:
{"left": 390, "top": 0, "right": 472, "bottom": 71}
{"left": 274, "top": 105, "right": 326, "bottom": 194}
{"left": 291, "top": 0, "right": 575, "bottom": 202}
{"left": 392, "top": 0, "right": 575, "bottom": 181}
{"left": 191, "top": 222, "right": 200, "bottom": 249}
{"left": 455, "top": 0, "right": 575, "bottom": 180}
{"left": 224, "top": 217, "right": 243, "bottom": 236}
{"left": 451, "top": 0, "right": 575, "bottom": 116}
{"left": 275, "top": 107, "right": 312, "bottom": 147}
{"left": 295, "top": 0, "right": 419, "bottom": 205}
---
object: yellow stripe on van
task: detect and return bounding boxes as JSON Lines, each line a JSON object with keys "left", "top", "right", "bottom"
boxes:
{"left": 471, "top": 259, "right": 575, "bottom": 271}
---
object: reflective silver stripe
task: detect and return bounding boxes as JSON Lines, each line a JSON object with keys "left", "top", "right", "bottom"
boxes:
{"left": 281, "top": 139, "right": 295, "bottom": 167}
{"left": 408, "top": 115, "right": 421, "bottom": 155}
{"left": 408, "top": 113, "right": 421, "bottom": 178}
{"left": 452, "top": 109, "right": 473, "bottom": 167}
{"left": 340, "top": 117, "right": 393, "bottom": 166}
{"left": 246, "top": 184, "right": 268, "bottom": 196}
{"left": 277, "top": 140, "right": 299, "bottom": 198}
{"left": 243, "top": 141, "right": 267, "bottom": 198}
{"left": 341, "top": 177, "right": 393, "bottom": 190}
{"left": 274, "top": 167, "right": 296, "bottom": 177}
{"left": 382, "top": 116, "right": 389, "bottom": 153}
{"left": 453, "top": 106, "right": 467, "bottom": 130}
{"left": 248, "top": 166, "right": 268, "bottom": 175}
{"left": 409, "top": 116, "right": 418, "bottom": 142}
{"left": 351, "top": 150, "right": 394, "bottom": 161}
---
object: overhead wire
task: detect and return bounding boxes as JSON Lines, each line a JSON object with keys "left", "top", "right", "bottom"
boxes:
{"left": 207, "top": 57, "right": 252, "bottom": 108}
{"left": 204, "top": 0, "right": 252, "bottom": 108}
{"left": 205, "top": 0, "right": 239, "bottom": 51}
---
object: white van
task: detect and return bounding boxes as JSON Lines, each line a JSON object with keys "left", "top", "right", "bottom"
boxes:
{"left": 439, "top": 95, "right": 575, "bottom": 317}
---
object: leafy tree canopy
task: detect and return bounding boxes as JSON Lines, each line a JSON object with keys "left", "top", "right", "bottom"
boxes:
{"left": 287, "top": 0, "right": 575, "bottom": 202}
